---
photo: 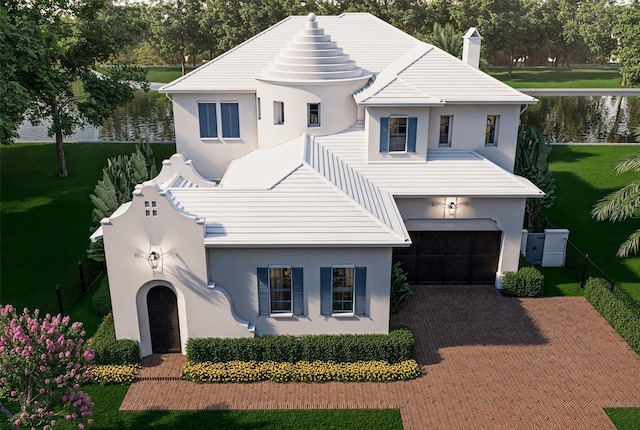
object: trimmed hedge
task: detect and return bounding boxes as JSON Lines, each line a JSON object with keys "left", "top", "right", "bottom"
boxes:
{"left": 585, "top": 277, "right": 640, "bottom": 355}
{"left": 183, "top": 360, "right": 421, "bottom": 383}
{"left": 92, "top": 277, "right": 112, "bottom": 316}
{"left": 502, "top": 266, "right": 544, "bottom": 297}
{"left": 187, "top": 328, "right": 415, "bottom": 364}
{"left": 91, "top": 313, "right": 140, "bottom": 365}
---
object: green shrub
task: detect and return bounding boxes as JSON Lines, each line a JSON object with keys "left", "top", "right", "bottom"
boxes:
{"left": 186, "top": 327, "right": 415, "bottom": 364}
{"left": 390, "top": 262, "right": 412, "bottom": 314}
{"left": 502, "top": 266, "right": 544, "bottom": 297}
{"left": 92, "top": 277, "right": 112, "bottom": 316}
{"left": 585, "top": 278, "right": 640, "bottom": 355}
{"left": 519, "top": 254, "right": 533, "bottom": 269}
{"left": 183, "top": 359, "right": 421, "bottom": 383}
{"left": 91, "top": 313, "right": 140, "bottom": 365}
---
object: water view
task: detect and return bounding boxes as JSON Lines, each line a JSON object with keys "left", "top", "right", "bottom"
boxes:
{"left": 16, "top": 92, "right": 640, "bottom": 144}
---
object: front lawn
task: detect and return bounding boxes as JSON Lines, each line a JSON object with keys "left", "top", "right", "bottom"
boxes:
{"left": 489, "top": 67, "right": 623, "bottom": 88}
{"left": 37, "top": 385, "right": 403, "bottom": 430}
{"left": 145, "top": 66, "right": 198, "bottom": 84}
{"left": 542, "top": 145, "right": 640, "bottom": 303}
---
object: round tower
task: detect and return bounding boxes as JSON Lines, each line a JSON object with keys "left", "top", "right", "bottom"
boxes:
{"left": 256, "top": 13, "right": 372, "bottom": 150}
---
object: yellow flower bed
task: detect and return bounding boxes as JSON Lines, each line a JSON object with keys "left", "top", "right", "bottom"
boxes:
{"left": 90, "top": 364, "right": 139, "bottom": 385}
{"left": 183, "top": 360, "right": 421, "bottom": 383}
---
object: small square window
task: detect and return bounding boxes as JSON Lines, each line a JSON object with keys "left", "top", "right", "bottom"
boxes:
{"left": 151, "top": 201, "right": 156, "bottom": 207}
{"left": 152, "top": 210, "right": 157, "bottom": 217}
{"left": 144, "top": 201, "right": 149, "bottom": 208}
{"left": 485, "top": 115, "right": 499, "bottom": 146}
{"left": 145, "top": 210, "right": 150, "bottom": 217}
{"left": 308, "top": 103, "right": 320, "bottom": 127}
{"left": 274, "top": 101, "right": 284, "bottom": 125}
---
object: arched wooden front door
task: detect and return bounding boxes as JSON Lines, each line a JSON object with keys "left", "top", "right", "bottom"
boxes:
{"left": 147, "top": 285, "right": 181, "bottom": 353}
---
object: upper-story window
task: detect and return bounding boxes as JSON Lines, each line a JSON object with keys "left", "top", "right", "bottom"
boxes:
{"left": 220, "top": 102, "right": 240, "bottom": 138}
{"left": 198, "top": 103, "right": 218, "bottom": 138}
{"left": 274, "top": 101, "right": 285, "bottom": 125}
{"left": 439, "top": 115, "right": 452, "bottom": 147}
{"left": 308, "top": 103, "right": 320, "bottom": 127}
{"left": 257, "top": 97, "right": 262, "bottom": 120}
{"left": 379, "top": 116, "right": 417, "bottom": 153}
{"left": 198, "top": 101, "right": 240, "bottom": 139}
{"left": 485, "top": 115, "right": 499, "bottom": 146}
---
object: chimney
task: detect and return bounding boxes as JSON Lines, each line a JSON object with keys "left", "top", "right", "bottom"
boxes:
{"left": 462, "top": 27, "right": 482, "bottom": 69}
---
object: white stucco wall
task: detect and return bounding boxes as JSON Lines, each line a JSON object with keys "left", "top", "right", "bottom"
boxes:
{"left": 394, "top": 197, "right": 526, "bottom": 278}
{"left": 427, "top": 104, "right": 521, "bottom": 172}
{"left": 365, "top": 106, "right": 430, "bottom": 161}
{"left": 206, "top": 247, "right": 393, "bottom": 336}
{"left": 256, "top": 78, "right": 368, "bottom": 151}
{"left": 172, "top": 93, "right": 258, "bottom": 180}
{"left": 101, "top": 184, "right": 253, "bottom": 357}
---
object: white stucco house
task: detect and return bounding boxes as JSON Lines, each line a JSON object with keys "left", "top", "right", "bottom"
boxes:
{"left": 91, "top": 13, "right": 543, "bottom": 357}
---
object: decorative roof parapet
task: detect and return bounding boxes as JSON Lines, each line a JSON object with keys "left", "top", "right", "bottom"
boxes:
{"left": 260, "top": 13, "right": 371, "bottom": 82}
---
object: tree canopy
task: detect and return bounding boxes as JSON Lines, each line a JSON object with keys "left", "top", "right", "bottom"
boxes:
{"left": 2, "top": 0, "right": 148, "bottom": 177}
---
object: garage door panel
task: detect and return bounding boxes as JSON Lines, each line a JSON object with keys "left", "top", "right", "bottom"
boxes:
{"left": 393, "top": 231, "right": 501, "bottom": 285}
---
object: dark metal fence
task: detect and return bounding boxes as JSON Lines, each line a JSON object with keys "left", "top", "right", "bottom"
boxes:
{"left": 544, "top": 218, "right": 640, "bottom": 319}
{"left": 40, "top": 258, "right": 105, "bottom": 316}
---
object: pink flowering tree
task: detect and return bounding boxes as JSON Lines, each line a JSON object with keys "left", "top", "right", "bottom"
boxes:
{"left": 0, "top": 304, "right": 95, "bottom": 430}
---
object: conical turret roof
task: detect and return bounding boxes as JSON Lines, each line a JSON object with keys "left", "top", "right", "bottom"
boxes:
{"left": 260, "top": 13, "right": 369, "bottom": 82}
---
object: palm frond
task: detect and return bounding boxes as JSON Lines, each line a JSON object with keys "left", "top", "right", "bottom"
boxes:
{"left": 617, "top": 228, "right": 640, "bottom": 257}
{"left": 591, "top": 182, "right": 640, "bottom": 221}
{"left": 615, "top": 154, "right": 640, "bottom": 174}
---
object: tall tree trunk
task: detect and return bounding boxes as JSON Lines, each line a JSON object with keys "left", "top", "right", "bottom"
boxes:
{"left": 51, "top": 98, "right": 68, "bottom": 178}
{"left": 508, "top": 54, "right": 513, "bottom": 78}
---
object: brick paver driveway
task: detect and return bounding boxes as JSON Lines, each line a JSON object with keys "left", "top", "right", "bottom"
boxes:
{"left": 121, "top": 285, "right": 640, "bottom": 429}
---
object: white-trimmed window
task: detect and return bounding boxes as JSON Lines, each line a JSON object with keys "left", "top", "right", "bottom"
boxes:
{"left": 439, "top": 115, "right": 452, "bottom": 146}
{"left": 198, "top": 103, "right": 217, "bottom": 138}
{"left": 308, "top": 103, "right": 320, "bottom": 127}
{"left": 388, "top": 116, "right": 408, "bottom": 152}
{"left": 274, "top": 101, "right": 284, "bottom": 125}
{"left": 220, "top": 102, "right": 240, "bottom": 138}
{"left": 331, "top": 266, "right": 354, "bottom": 314}
{"left": 257, "top": 266, "right": 303, "bottom": 316}
{"left": 485, "top": 115, "right": 499, "bottom": 146}
{"left": 269, "top": 266, "right": 292, "bottom": 314}
{"left": 379, "top": 116, "right": 417, "bottom": 153}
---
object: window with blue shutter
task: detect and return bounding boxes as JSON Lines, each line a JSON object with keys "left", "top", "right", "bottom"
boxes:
{"left": 221, "top": 102, "right": 240, "bottom": 138}
{"left": 292, "top": 267, "right": 303, "bottom": 316}
{"left": 198, "top": 103, "right": 217, "bottom": 138}
{"left": 354, "top": 267, "right": 366, "bottom": 316}
{"left": 379, "top": 117, "right": 389, "bottom": 152}
{"left": 407, "top": 117, "right": 417, "bottom": 152}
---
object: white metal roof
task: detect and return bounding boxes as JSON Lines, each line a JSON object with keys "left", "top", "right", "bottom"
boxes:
{"left": 168, "top": 165, "right": 409, "bottom": 246}
{"left": 312, "top": 124, "right": 544, "bottom": 198}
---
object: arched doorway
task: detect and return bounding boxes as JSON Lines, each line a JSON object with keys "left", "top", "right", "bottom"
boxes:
{"left": 147, "top": 285, "right": 181, "bottom": 353}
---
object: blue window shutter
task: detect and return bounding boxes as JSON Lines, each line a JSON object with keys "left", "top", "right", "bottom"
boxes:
{"left": 407, "top": 117, "right": 417, "bottom": 152}
{"left": 198, "top": 103, "right": 217, "bottom": 138}
{"left": 257, "top": 267, "right": 269, "bottom": 315}
{"left": 354, "top": 267, "right": 366, "bottom": 316}
{"left": 320, "top": 267, "right": 332, "bottom": 315}
{"left": 379, "top": 117, "right": 389, "bottom": 152}
{"left": 221, "top": 102, "right": 240, "bottom": 138}
{"left": 292, "top": 267, "right": 303, "bottom": 316}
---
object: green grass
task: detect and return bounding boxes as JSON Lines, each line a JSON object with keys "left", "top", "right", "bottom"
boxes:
{"left": 542, "top": 145, "right": 640, "bottom": 304}
{"left": 0, "top": 142, "right": 176, "bottom": 311}
{"left": 145, "top": 67, "right": 197, "bottom": 83}
{"left": 539, "top": 267, "right": 583, "bottom": 297}
{"left": 606, "top": 408, "right": 640, "bottom": 430}
{"left": 489, "top": 67, "right": 624, "bottom": 88}
{"left": 29, "top": 385, "right": 402, "bottom": 430}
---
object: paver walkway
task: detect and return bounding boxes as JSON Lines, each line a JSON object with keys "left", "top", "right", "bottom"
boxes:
{"left": 120, "top": 285, "right": 640, "bottom": 429}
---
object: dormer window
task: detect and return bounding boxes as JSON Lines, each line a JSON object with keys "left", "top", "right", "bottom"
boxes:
{"left": 485, "top": 115, "right": 499, "bottom": 146}
{"left": 439, "top": 115, "right": 453, "bottom": 147}
{"left": 308, "top": 103, "right": 320, "bottom": 127}
{"left": 379, "top": 116, "right": 417, "bottom": 153}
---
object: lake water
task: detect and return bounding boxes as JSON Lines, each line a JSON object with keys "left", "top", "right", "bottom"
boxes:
{"left": 16, "top": 92, "right": 640, "bottom": 144}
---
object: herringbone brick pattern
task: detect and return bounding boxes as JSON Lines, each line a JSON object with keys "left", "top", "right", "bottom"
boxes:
{"left": 120, "top": 285, "right": 640, "bottom": 429}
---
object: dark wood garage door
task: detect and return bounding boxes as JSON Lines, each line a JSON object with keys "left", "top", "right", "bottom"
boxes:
{"left": 393, "top": 231, "right": 502, "bottom": 284}
{"left": 147, "top": 285, "right": 181, "bottom": 353}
